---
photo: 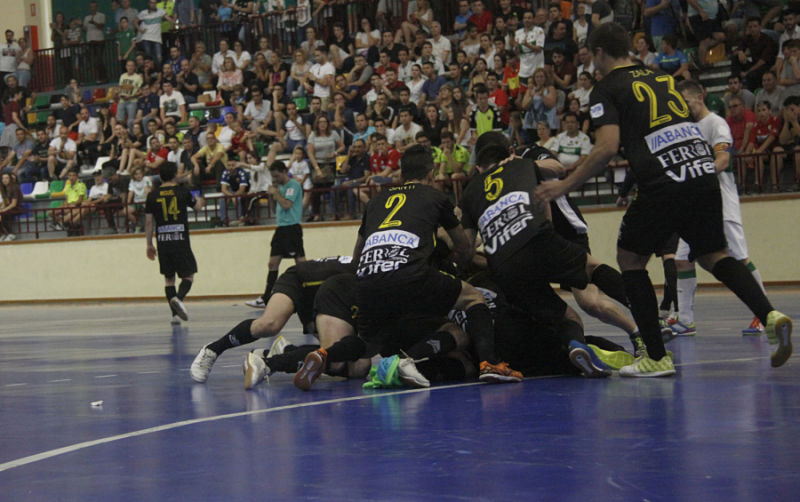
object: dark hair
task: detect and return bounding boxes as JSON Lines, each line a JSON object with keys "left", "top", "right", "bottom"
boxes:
{"left": 473, "top": 84, "right": 489, "bottom": 96}
{"left": 763, "top": 70, "right": 777, "bottom": 79}
{"left": 414, "top": 131, "right": 429, "bottom": 140}
{"left": 120, "top": 16, "right": 128, "bottom": 22}
{"left": 269, "top": 160, "right": 288, "bottom": 172}
{"left": 401, "top": 144, "right": 434, "bottom": 181}
{"left": 160, "top": 161, "right": 178, "bottom": 181}
{"left": 475, "top": 131, "right": 510, "bottom": 164}
{"left": 440, "top": 130, "right": 454, "bottom": 141}
{"left": 370, "top": 132, "right": 387, "bottom": 142}
{"left": 588, "top": 22, "right": 632, "bottom": 59}
{"left": 745, "top": 16, "right": 761, "bottom": 25}
{"left": 562, "top": 111, "right": 579, "bottom": 122}
{"left": 552, "top": 47, "right": 565, "bottom": 56}
{"left": 398, "top": 106, "right": 413, "bottom": 116}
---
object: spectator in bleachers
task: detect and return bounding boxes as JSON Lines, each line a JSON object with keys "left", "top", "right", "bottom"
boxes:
{"left": 536, "top": 119, "right": 557, "bottom": 153}
{"left": 76, "top": 107, "right": 100, "bottom": 168}
{"left": 329, "top": 92, "right": 356, "bottom": 141}
{"left": 755, "top": 70, "right": 784, "bottom": 115}
{"left": 0, "top": 29, "right": 20, "bottom": 92}
{"left": 576, "top": 46, "right": 594, "bottom": 76}
{"left": 83, "top": 1, "right": 107, "bottom": 82}
{"left": 328, "top": 22, "right": 355, "bottom": 72}
{"left": 723, "top": 74, "right": 756, "bottom": 112}
{"left": 776, "top": 39, "right": 800, "bottom": 98}
{"left": 137, "top": 0, "right": 167, "bottom": 68}
{"left": 0, "top": 128, "right": 34, "bottom": 181}
{"left": 434, "top": 129, "right": 469, "bottom": 188}
{"left": 48, "top": 125, "right": 77, "bottom": 179}
{"left": 477, "top": 33, "right": 496, "bottom": 66}
{"left": 351, "top": 113, "right": 375, "bottom": 147}
{"left": 31, "top": 129, "right": 51, "bottom": 180}
{"left": 117, "top": 60, "right": 143, "bottom": 131}
{"left": 460, "top": 23, "right": 482, "bottom": 61}
{"left": 487, "top": 72, "right": 510, "bottom": 124}
{"left": 566, "top": 96, "right": 591, "bottom": 134}
{"left": 643, "top": 0, "right": 682, "bottom": 50}
{"left": 777, "top": 96, "right": 800, "bottom": 191}
{"left": 0, "top": 86, "right": 26, "bottom": 148}
{"left": 545, "top": 20, "right": 577, "bottom": 64}
{"left": 470, "top": 0, "right": 494, "bottom": 34}
{"left": 130, "top": 122, "right": 147, "bottom": 152}
{"left": 300, "top": 27, "right": 326, "bottom": 59}
{"left": 176, "top": 136, "right": 195, "bottom": 184}
{"left": 54, "top": 167, "right": 87, "bottom": 232}
{"left": 417, "top": 41, "right": 446, "bottom": 76}
{"left": 447, "top": 61, "right": 470, "bottom": 92}
{"left": 136, "top": 84, "right": 161, "bottom": 128}
{"left": 166, "top": 134, "right": 183, "bottom": 167}
{"left": 553, "top": 111, "right": 592, "bottom": 171}
{"left": 219, "top": 156, "right": 249, "bottom": 226}
{"left": 135, "top": 136, "right": 169, "bottom": 176}
{"left": 406, "top": 64, "right": 426, "bottom": 105}
{"left": 191, "top": 131, "right": 227, "bottom": 185}
{"left": 80, "top": 170, "right": 121, "bottom": 233}
{"left": 419, "top": 61, "right": 447, "bottom": 107}
{"left": 631, "top": 34, "right": 656, "bottom": 66}
{"left": 732, "top": 17, "right": 778, "bottom": 91}
{"left": 126, "top": 165, "right": 151, "bottom": 231}
{"left": 117, "top": 0, "right": 140, "bottom": 31}
{"left": 306, "top": 115, "right": 343, "bottom": 221}
{"left": 452, "top": 0, "right": 474, "bottom": 43}
{"left": 569, "top": 72, "right": 594, "bottom": 113}
{"left": 176, "top": 59, "right": 200, "bottom": 105}
{"left": 305, "top": 48, "right": 335, "bottom": 109}
{"left": 393, "top": 106, "right": 423, "bottom": 152}
{"left": 217, "top": 57, "right": 243, "bottom": 105}
{"left": 14, "top": 36, "right": 33, "bottom": 89}
{"left": 184, "top": 115, "right": 205, "bottom": 149}
{"left": 429, "top": 21, "right": 452, "bottom": 65}
{"left": 160, "top": 62, "right": 178, "bottom": 88}
{"left": 231, "top": 39, "right": 251, "bottom": 73}
{"left": 369, "top": 93, "right": 395, "bottom": 126}
{"left": 726, "top": 95, "right": 757, "bottom": 188}
{"left": 572, "top": 3, "right": 591, "bottom": 47}
{"left": 511, "top": 11, "right": 545, "bottom": 92}
{"left": 44, "top": 115, "right": 58, "bottom": 140}
{"left": 421, "top": 103, "right": 448, "bottom": 147}
{"left": 366, "top": 131, "right": 401, "bottom": 194}
{"left": 745, "top": 100, "right": 782, "bottom": 190}
{"left": 549, "top": 47, "right": 576, "bottom": 92}
{"left": 160, "top": 80, "right": 187, "bottom": 125}
{"left": 190, "top": 41, "right": 213, "bottom": 88}
{"left": 688, "top": 0, "right": 726, "bottom": 68}
{"left": 468, "top": 83, "right": 503, "bottom": 148}
{"left": 651, "top": 34, "right": 690, "bottom": 81}
{"left": 520, "top": 67, "right": 558, "bottom": 136}
{"left": 0, "top": 171, "right": 21, "bottom": 240}
{"left": 337, "top": 137, "right": 370, "bottom": 218}
{"left": 355, "top": 17, "right": 381, "bottom": 64}
{"left": 775, "top": 9, "right": 800, "bottom": 66}
{"left": 288, "top": 49, "right": 312, "bottom": 98}
{"left": 52, "top": 97, "right": 78, "bottom": 135}
{"left": 211, "top": 39, "right": 235, "bottom": 77}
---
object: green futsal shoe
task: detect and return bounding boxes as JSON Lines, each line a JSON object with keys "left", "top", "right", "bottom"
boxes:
{"left": 587, "top": 344, "right": 635, "bottom": 370}
{"left": 619, "top": 353, "right": 676, "bottom": 378}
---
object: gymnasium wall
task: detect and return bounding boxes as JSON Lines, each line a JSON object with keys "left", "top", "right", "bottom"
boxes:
{"left": 1, "top": 197, "right": 797, "bottom": 303}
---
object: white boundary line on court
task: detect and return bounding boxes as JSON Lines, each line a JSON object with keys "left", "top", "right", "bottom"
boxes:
{"left": 0, "top": 355, "right": 773, "bottom": 474}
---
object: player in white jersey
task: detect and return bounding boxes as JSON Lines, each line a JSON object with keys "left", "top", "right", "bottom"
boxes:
{"left": 671, "top": 81, "right": 768, "bottom": 337}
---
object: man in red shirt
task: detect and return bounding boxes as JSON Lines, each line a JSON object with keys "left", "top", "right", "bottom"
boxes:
{"left": 469, "top": 0, "right": 494, "bottom": 33}
{"left": 135, "top": 136, "right": 169, "bottom": 176}
{"left": 486, "top": 73, "right": 510, "bottom": 125}
{"left": 726, "top": 96, "right": 757, "bottom": 154}
{"left": 364, "top": 133, "right": 401, "bottom": 203}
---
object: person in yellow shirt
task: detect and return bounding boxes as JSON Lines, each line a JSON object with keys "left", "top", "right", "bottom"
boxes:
{"left": 50, "top": 168, "right": 87, "bottom": 233}
{"left": 190, "top": 132, "right": 228, "bottom": 186}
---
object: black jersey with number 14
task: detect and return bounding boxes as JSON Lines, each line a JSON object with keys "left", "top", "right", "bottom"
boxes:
{"left": 589, "top": 64, "right": 718, "bottom": 193}
{"left": 357, "top": 183, "right": 459, "bottom": 281}
{"left": 459, "top": 158, "right": 550, "bottom": 266}
{"left": 145, "top": 184, "right": 196, "bottom": 253}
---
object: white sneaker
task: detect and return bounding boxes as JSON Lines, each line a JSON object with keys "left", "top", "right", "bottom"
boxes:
{"left": 170, "top": 297, "right": 189, "bottom": 321}
{"left": 190, "top": 346, "right": 218, "bottom": 383}
{"left": 245, "top": 297, "right": 266, "bottom": 309}
{"left": 397, "top": 357, "right": 430, "bottom": 388}
{"left": 243, "top": 350, "right": 269, "bottom": 389}
{"left": 171, "top": 315, "right": 182, "bottom": 325}
{"left": 267, "top": 335, "right": 289, "bottom": 358}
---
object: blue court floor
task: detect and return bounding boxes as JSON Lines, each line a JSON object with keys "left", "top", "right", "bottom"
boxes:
{"left": 1, "top": 290, "right": 799, "bottom": 501}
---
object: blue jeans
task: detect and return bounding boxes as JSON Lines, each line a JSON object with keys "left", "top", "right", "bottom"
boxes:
{"left": 219, "top": 195, "right": 242, "bottom": 223}
{"left": 116, "top": 101, "right": 138, "bottom": 131}
{"left": 140, "top": 40, "right": 162, "bottom": 68}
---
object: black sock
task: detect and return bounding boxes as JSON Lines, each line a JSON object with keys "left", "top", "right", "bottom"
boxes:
{"left": 262, "top": 270, "right": 279, "bottom": 301}
{"left": 405, "top": 331, "right": 458, "bottom": 360}
{"left": 165, "top": 286, "right": 177, "bottom": 315}
{"left": 661, "top": 258, "right": 677, "bottom": 312}
{"left": 178, "top": 279, "right": 193, "bottom": 300}
{"left": 416, "top": 357, "right": 467, "bottom": 382}
{"left": 465, "top": 303, "right": 497, "bottom": 364}
{"left": 622, "top": 270, "right": 666, "bottom": 360}
{"left": 207, "top": 319, "right": 256, "bottom": 355}
{"left": 591, "top": 264, "right": 629, "bottom": 307}
{"left": 559, "top": 318, "right": 585, "bottom": 345}
{"left": 266, "top": 344, "right": 319, "bottom": 373}
{"left": 324, "top": 335, "right": 367, "bottom": 363}
{"left": 711, "top": 257, "right": 773, "bottom": 324}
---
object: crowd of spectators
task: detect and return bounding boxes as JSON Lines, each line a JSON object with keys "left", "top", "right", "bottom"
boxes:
{"left": 2, "top": 0, "right": 800, "bottom": 237}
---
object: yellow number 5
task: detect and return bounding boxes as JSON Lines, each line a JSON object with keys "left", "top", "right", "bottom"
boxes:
{"left": 484, "top": 167, "right": 504, "bottom": 201}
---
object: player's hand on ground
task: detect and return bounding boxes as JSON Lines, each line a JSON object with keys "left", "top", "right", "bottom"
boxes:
{"left": 146, "top": 244, "right": 157, "bottom": 261}
{"left": 534, "top": 179, "right": 566, "bottom": 206}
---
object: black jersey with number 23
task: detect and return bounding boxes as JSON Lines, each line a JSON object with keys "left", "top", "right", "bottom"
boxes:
{"left": 589, "top": 65, "right": 718, "bottom": 193}
{"left": 357, "top": 183, "right": 459, "bottom": 281}
{"left": 145, "top": 184, "right": 196, "bottom": 253}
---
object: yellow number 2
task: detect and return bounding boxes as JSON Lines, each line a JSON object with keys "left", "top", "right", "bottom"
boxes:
{"left": 484, "top": 167, "right": 504, "bottom": 201}
{"left": 157, "top": 197, "right": 180, "bottom": 221}
{"left": 378, "top": 193, "right": 406, "bottom": 229}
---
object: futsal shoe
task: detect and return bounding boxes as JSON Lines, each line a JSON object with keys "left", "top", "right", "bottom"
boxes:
{"left": 243, "top": 350, "right": 270, "bottom": 389}
{"left": 294, "top": 348, "right": 327, "bottom": 391}
{"left": 170, "top": 297, "right": 189, "bottom": 321}
{"left": 478, "top": 361, "right": 523, "bottom": 383}
{"left": 670, "top": 320, "right": 696, "bottom": 337}
{"left": 171, "top": 315, "right": 182, "bottom": 325}
{"left": 397, "top": 357, "right": 430, "bottom": 388}
{"left": 765, "top": 311, "right": 793, "bottom": 368}
{"left": 660, "top": 319, "right": 677, "bottom": 342}
{"left": 190, "top": 345, "right": 218, "bottom": 383}
{"left": 587, "top": 344, "right": 635, "bottom": 371}
{"left": 632, "top": 336, "right": 647, "bottom": 359}
{"left": 619, "top": 354, "right": 676, "bottom": 378}
{"left": 742, "top": 317, "right": 765, "bottom": 336}
{"left": 267, "top": 335, "right": 289, "bottom": 358}
{"left": 245, "top": 297, "right": 266, "bottom": 309}
{"left": 568, "top": 341, "right": 612, "bottom": 377}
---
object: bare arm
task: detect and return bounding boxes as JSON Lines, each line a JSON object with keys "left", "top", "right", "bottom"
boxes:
{"left": 446, "top": 224, "right": 475, "bottom": 268}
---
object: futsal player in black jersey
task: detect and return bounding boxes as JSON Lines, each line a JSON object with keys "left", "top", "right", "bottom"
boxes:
{"left": 189, "top": 257, "right": 355, "bottom": 383}
{"left": 535, "top": 23, "right": 792, "bottom": 376}
{"left": 294, "top": 145, "right": 524, "bottom": 389}
{"left": 145, "top": 162, "right": 205, "bottom": 325}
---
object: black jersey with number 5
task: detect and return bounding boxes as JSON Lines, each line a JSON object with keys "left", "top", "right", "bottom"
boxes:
{"left": 589, "top": 64, "right": 718, "bottom": 193}
{"left": 357, "top": 183, "right": 459, "bottom": 281}
{"left": 145, "top": 184, "right": 195, "bottom": 253}
{"left": 459, "top": 158, "right": 550, "bottom": 266}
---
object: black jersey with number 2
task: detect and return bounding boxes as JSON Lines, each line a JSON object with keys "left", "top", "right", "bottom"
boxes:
{"left": 357, "top": 183, "right": 459, "bottom": 281}
{"left": 459, "top": 158, "right": 550, "bottom": 266}
{"left": 145, "top": 184, "right": 196, "bottom": 253}
{"left": 589, "top": 64, "right": 718, "bottom": 193}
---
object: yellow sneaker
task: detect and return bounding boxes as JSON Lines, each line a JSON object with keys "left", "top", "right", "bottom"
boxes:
{"left": 619, "top": 354, "right": 676, "bottom": 378}
{"left": 587, "top": 344, "right": 635, "bottom": 370}
{"left": 765, "top": 311, "right": 793, "bottom": 368}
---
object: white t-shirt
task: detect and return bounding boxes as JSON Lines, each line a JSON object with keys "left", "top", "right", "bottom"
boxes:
{"left": 392, "top": 122, "right": 422, "bottom": 148}
{"left": 244, "top": 100, "right": 271, "bottom": 122}
{"left": 216, "top": 126, "right": 235, "bottom": 149}
{"left": 129, "top": 177, "right": 153, "bottom": 203}
{"left": 554, "top": 131, "right": 593, "bottom": 169}
{"left": 232, "top": 51, "right": 251, "bottom": 70}
{"left": 697, "top": 112, "right": 739, "bottom": 223}
{"left": 212, "top": 49, "right": 236, "bottom": 75}
{"left": 160, "top": 91, "right": 186, "bottom": 118}
{"left": 310, "top": 61, "right": 335, "bottom": 98}
{"left": 289, "top": 159, "right": 312, "bottom": 189}
{"left": 89, "top": 181, "right": 109, "bottom": 199}
{"left": 284, "top": 115, "right": 305, "bottom": 141}
{"left": 428, "top": 36, "right": 452, "bottom": 65}
{"left": 78, "top": 118, "right": 100, "bottom": 138}
{"left": 572, "top": 86, "right": 592, "bottom": 112}
{"left": 356, "top": 30, "right": 381, "bottom": 53}
{"left": 83, "top": 12, "right": 107, "bottom": 42}
{"left": 247, "top": 162, "right": 272, "bottom": 192}
{"left": 49, "top": 137, "right": 77, "bottom": 163}
{"left": 167, "top": 148, "right": 183, "bottom": 165}
{"left": 407, "top": 78, "right": 426, "bottom": 105}
{"left": 137, "top": 9, "right": 165, "bottom": 43}
{"left": 0, "top": 42, "right": 20, "bottom": 72}
{"left": 515, "top": 26, "right": 546, "bottom": 78}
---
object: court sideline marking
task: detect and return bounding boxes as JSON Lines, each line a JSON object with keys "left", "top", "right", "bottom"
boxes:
{"left": 0, "top": 355, "right": 773, "bottom": 473}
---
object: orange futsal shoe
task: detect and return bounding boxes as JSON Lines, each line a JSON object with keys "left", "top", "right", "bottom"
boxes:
{"left": 294, "top": 348, "right": 328, "bottom": 391}
{"left": 478, "top": 361, "right": 523, "bottom": 383}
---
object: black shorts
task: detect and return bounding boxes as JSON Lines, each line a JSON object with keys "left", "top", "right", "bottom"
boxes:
{"left": 492, "top": 228, "right": 588, "bottom": 323}
{"left": 356, "top": 268, "right": 462, "bottom": 345}
{"left": 272, "top": 266, "right": 315, "bottom": 328}
{"left": 158, "top": 248, "right": 198, "bottom": 278}
{"left": 618, "top": 186, "right": 727, "bottom": 262}
{"left": 689, "top": 15, "right": 722, "bottom": 41}
{"left": 313, "top": 273, "right": 358, "bottom": 329}
{"left": 655, "top": 233, "right": 679, "bottom": 257}
{"left": 567, "top": 233, "right": 591, "bottom": 254}
{"left": 270, "top": 224, "right": 305, "bottom": 258}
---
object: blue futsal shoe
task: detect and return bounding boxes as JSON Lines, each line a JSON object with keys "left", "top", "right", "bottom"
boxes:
{"left": 568, "top": 340, "right": 612, "bottom": 378}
